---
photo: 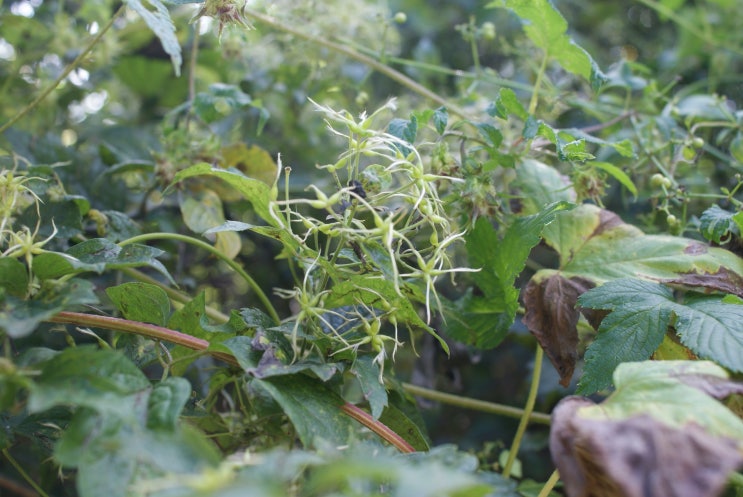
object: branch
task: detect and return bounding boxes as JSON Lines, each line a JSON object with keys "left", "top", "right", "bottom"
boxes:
{"left": 49, "top": 311, "right": 417, "bottom": 452}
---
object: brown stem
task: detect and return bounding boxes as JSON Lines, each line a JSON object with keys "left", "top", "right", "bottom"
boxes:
{"left": 49, "top": 311, "right": 417, "bottom": 452}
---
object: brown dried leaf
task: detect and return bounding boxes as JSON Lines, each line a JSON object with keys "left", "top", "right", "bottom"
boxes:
{"left": 523, "top": 274, "right": 594, "bottom": 386}
{"left": 551, "top": 396, "right": 743, "bottom": 497}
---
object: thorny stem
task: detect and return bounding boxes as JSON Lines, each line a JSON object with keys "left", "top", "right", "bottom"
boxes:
{"left": 242, "top": 8, "right": 470, "bottom": 119}
{"left": 118, "top": 232, "right": 280, "bottom": 325}
{"left": 48, "top": 311, "right": 417, "bottom": 453}
{"left": 2, "top": 448, "right": 50, "bottom": 497}
{"left": 0, "top": 5, "right": 126, "bottom": 135}
{"left": 401, "top": 383, "right": 551, "bottom": 425}
{"left": 503, "top": 344, "right": 544, "bottom": 479}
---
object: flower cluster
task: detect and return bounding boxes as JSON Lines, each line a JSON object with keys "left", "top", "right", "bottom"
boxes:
{"left": 270, "top": 100, "right": 476, "bottom": 371}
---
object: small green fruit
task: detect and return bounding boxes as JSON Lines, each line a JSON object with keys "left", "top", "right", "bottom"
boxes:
{"left": 394, "top": 12, "right": 407, "bottom": 24}
{"left": 481, "top": 22, "right": 496, "bottom": 40}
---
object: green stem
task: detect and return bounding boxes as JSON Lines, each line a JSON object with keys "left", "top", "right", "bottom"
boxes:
{"left": 528, "top": 52, "right": 550, "bottom": 115}
{"left": 503, "top": 344, "right": 544, "bottom": 479}
{"left": 0, "top": 5, "right": 126, "bottom": 135}
{"left": 48, "top": 311, "right": 414, "bottom": 453}
{"left": 118, "top": 232, "right": 280, "bottom": 325}
{"left": 401, "top": 383, "right": 551, "bottom": 425}
{"left": 2, "top": 448, "right": 50, "bottom": 497}
{"left": 242, "top": 8, "right": 470, "bottom": 119}
{"left": 537, "top": 470, "right": 560, "bottom": 497}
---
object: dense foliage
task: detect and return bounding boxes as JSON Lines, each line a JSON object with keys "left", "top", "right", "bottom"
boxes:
{"left": 2, "top": 0, "right": 743, "bottom": 496}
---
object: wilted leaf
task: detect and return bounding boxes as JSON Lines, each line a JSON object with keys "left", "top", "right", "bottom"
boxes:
{"left": 551, "top": 395, "right": 743, "bottom": 497}
{"left": 523, "top": 274, "right": 595, "bottom": 387}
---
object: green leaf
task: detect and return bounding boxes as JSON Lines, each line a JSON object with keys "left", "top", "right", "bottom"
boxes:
{"left": 699, "top": 204, "right": 739, "bottom": 243}
{"left": 476, "top": 123, "right": 504, "bottom": 148}
{"left": 378, "top": 405, "right": 429, "bottom": 452}
{"left": 387, "top": 116, "right": 418, "bottom": 155}
{"left": 124, "top": 0, "right": 182, "bottom": 75}
{"left": 210, "top": 336, "right": 259, "bottom": 371}
{"left": 680, "top": 298, "right": 743, "bottom": 373}
{"left": 147, "top": 377, "right": 191, "bottom": 430}
{"left": 97, "top": 210, "right": 142, "bottom": 242}
{"left": 557, "top": 138, "right": 594, "bottom": 162}
{"left": 672, "top": 94, "right": 731, "bottom": 122}
{"left": 168, "top": 163, "right": 277, "bottom": 226}
{"left": 493, "top": 88, "right": 528, "bottom": 120}
{"left": 590, "top": 161, "right": 638, "bottom": 197}
{"left": 180, "top": 187, "right": 226, "bottom": 234}
{"left": 487, "top": 0, "right": 606, "bottom": 89}
{"left": 106, "top": 282, "right": 171, "bottom": 326}
{"left": 452, "top": 202, "right": 572, "bottom": 348}
{"left": 34, "top": 238, "right": 174, "bottom": 284}
{"left": 513, "top": 159, "right": 576, "bottom": 215}
{"left": 192, "top": 83, "right": 252, "bottom": 123}
{"left": 165, "top": 294, "right": 244, "bottom": 375}
{"left": 0, "top": 279, "right": 98, "bottom": 338}
{"left": 0, "top": 257, "right": 29, "bottom": 297}
{"left": 388, "top": 116, "right": 418, "bottom": 144}
{"left": 56, "top": 410, "right": 219, "bottom": 497}
{"left": 254, "top": 374, "right": 355, "bottom": 447}
{"left": 351, "top": 356, "right": 388, "bottom": 419}
{"left": 28, "top": 347, "right": 151, "bottom": 418}
{"left": 432, "top": 106, "right": 448, "bottom": 135}
{"left": 577, "top": 278, "right": 743, "bottom": 393}
{"left": 576, "top": 279, "right": 674, "bottom": 394}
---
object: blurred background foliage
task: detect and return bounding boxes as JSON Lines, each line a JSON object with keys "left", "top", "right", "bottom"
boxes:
{"left": 3, "top": 0, "right": 743, "bottom": 488}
